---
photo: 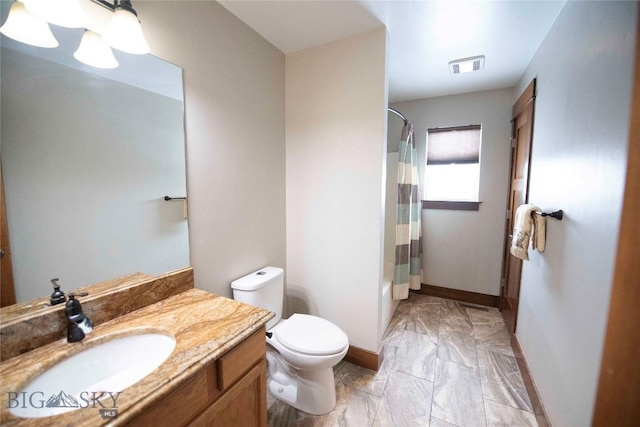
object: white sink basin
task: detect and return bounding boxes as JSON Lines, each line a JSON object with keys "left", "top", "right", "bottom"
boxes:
{"left": 10, "top": 333, "right": 176, "bottom": 419}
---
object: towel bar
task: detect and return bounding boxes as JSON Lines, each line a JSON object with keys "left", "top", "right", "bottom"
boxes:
{"left": 533, "top": 209, "right": 563, "bottom": 220}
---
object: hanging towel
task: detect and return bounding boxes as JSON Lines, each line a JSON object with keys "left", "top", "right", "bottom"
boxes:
{"left": 531, "top": 211, "right": 546, "bottom": 253}
{"left": 510, "top": 204, "right": 546, "bottom": 260}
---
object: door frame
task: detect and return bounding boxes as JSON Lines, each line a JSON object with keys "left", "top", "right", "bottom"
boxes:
{"left": 592, "top": 12, "right": 640, "bottom": 424}
{"left": 499, "top": 79, "right": 536, "bottom": 332}
{"left": 1, "top": 158, "right": 16, "bottom": 307}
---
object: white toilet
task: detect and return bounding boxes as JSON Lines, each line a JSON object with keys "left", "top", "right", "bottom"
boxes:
{"left": 231, "top": 266, "right": 349, "bottom": 415}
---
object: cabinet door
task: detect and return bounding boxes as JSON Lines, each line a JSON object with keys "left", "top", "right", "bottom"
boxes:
{"left": 190, "top": 360, "right": 267, "bottom": 427}
{"left": 126, "top": 367, "right": 213, "bottom": 426}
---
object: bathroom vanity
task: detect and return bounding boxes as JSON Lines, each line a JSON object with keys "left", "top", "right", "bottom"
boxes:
{"left": 0, "top": 268, "right": 274, "bottom": 426}
{"left": 129, "top": 327, "right": 267, "bottom": 426}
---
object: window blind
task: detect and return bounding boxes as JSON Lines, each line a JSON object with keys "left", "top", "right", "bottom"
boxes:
{"left": 426, "top": 125, "right": 481, "bottom": 165}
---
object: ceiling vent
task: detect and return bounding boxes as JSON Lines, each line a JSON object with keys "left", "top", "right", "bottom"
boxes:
{"left": 449, "top": 55, "right": 485, "bottom": 74}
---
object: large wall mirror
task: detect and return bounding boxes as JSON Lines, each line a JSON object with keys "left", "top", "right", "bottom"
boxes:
{"left": 1, "top": 10, "right": 190, "bottom": 304}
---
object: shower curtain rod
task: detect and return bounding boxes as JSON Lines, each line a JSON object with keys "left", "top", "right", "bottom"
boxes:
{"left": 388, "top": 107, "right": 408, "bottom": 125}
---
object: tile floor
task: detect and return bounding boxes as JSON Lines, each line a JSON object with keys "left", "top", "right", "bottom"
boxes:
{"left": 267, "top": 293, "right": 539, "bottom": 427}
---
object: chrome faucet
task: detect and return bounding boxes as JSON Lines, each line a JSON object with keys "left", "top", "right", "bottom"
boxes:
{"left": 65, "top": 293, "right": 93, "bottom": 343}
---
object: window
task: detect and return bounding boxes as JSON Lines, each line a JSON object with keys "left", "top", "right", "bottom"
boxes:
{"left": 424, "top": 125, "right": 481, "bottom": 210}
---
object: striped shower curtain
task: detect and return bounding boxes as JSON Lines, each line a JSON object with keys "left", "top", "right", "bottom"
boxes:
{"left": 393, "top": 123, "right": 423, "bottom": 300}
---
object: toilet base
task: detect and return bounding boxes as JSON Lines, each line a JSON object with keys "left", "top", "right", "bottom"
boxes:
{"left": 268, "top": 367, "right": 337, "bottom": 415}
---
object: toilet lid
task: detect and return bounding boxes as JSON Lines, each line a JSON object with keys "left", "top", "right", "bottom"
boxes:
{"left": 274, "top": 314, "right": 348, "bottom": 356}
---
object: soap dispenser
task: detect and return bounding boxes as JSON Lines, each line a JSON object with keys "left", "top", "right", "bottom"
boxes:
{"left": 65, "top": 293, "right": 93, "bottom": 342}
{"left": 50, "top": 278, "right": 66, "bottom": 306}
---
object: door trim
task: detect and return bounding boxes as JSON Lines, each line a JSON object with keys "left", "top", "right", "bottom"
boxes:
{"left": 592, "top": 13, "right": 640, "bottom": 425}
{"left": 0, "top": 158, "right": 16, "bottom": 307}
{"left": 499, "top": 79, "right": 536, "bottom": 332}
{"left": 512, "top": 80, "right": 536, "bottom": 117}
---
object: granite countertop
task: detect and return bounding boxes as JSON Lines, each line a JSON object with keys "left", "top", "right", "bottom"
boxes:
{"left": 0, "top": 289, "right": 274, "bottom": 426}
{"left": 0, "top": 273, "right": 153, "bottom": 323}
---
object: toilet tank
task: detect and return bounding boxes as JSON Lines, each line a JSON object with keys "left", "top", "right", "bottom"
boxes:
{"left": 231, "top": 266, "right": 283, "bottom": 329}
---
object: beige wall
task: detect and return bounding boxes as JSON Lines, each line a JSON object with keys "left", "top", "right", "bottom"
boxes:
{"left": 286, "top": 29, "right": 388, "bottom": 352}
{"left": 137, "top": 1, "right": 286, "bottom": 297}
{"left": 514, "top": 2, "right": 637, "bottom": 425}
{"left": 390, "top": 88, "right": 513, "bottom": 296}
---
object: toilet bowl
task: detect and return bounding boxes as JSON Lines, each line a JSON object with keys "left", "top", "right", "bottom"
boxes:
{"left": 266, "top": 314, "right": 348, "bottom": 414}
{"left": 231, "top": 267, "right": 349, "bottom": 415}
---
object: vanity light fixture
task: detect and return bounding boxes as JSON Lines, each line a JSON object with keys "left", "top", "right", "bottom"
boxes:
{"left": 74, "top": 30, "right": 119, "bottom": 69}
{"left": 23, "top": 0, "right": 87, "bottom": 29}
{"left": 0, "top": 0, "right": 150, "bottom": 70}
{"left": 449, "top": 55, "right": 485, "bottom": 74}
{"left": 0, "top": 1, "right": 59, "bottom": 48}
{"left": 103, "top": 0, "right": 150, "bottom": 55}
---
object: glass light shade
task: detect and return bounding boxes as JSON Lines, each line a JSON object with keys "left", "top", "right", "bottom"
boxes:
{"left": 23, "top": 0, "right": 87, "bottom": 28}
{"left": 73, "top": 30, "right": 119, "bottom": 69}
{"left": 104, "top": 8, "right": 150, "bottom": 55}
{"left": 0, "top": 1, "right": 58, "bottom": 48}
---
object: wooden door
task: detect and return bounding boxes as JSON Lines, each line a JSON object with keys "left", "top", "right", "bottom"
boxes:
{"left": 500, "top": 80, "right": 536, "bottom": 333}
{"left": 0, "top": 159, "right": 16, "bottom": 307}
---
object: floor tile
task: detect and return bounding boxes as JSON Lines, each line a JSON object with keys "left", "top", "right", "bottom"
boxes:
{"left": 396, "top": 299, "right": 413, "bottom": 317}
{"left": 474, "top": 323, "right": 514, "bottom": 356}
{"left": 372, "top": 370, "right": 433, "bottom": 426}
{"left": 333, "top": 360, "right": 349, "bottom": 384}
{"left": 438, "top": 315, "right": 474, "bottom": 334}
{"left": 440, "top": 300, "right": 470, "bottom": 319}
{"left": 297, "top": 382, "right": 380, "bottom": 427}
{"left": 429, "top": 417, "right": 458, "bottom": 427}
{"left": 393, "top": 330, "right": 438, "bottom": 381}
{"left": 408, "top": 293, "right": 444, "bottom": 306}
{"left": 267, "top": 399, "right": 301, "bottom": 426}
{"left": 477, "top": 349, "right": 532, "bottom": 412}
{"left": 405, "top": 304, "right": 440, "bottom": 340}
{"left": 382, "top": 303, "right": 410, "bottom": 347}
{"left": 431, "top": 359, "right": 486, "bottom": 427}
{"left": 481, "top": 375, "right": 533, "bottom": 413}
{"left": 477, "top": 348, "right": 520, "bottom": 379}
{"left": 465, "top": 306, "right": 504, "bottom": 325}
{"left": 338, "top": 359, "right": 389, "bottom": 397}
{"left": 484, "top": 399, "right": 538, "bottom": 427}
{"left": 267, "top": 295, "right": 538, "bottom": 427}
{"left": 437, "top": 330, "right": 478, "bottom": 368}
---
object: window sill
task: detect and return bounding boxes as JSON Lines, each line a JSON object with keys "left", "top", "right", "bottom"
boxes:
{"left": 422, "top": 200, "right": 481, "bottom": 211}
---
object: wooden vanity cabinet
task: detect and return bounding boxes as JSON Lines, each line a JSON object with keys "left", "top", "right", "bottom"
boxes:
{"left": 126, "top": 328, "right": 267, "bottom": 427}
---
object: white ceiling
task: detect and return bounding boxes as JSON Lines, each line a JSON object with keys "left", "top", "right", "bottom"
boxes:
{"left": 219, "top": 0, "right": 567, "bottom": 102}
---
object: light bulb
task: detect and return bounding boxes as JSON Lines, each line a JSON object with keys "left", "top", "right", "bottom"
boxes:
{"left": 104, "top": 7, "right": 150, "bottom": 55}
{"left": 73, "top": 30, "right": 119, "bottom": 69}
{"left": 0, "top": 1, "right": 58, "bottom": 48}
{"left": 23, "top": 0, "right": 87, "bottom": 28}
